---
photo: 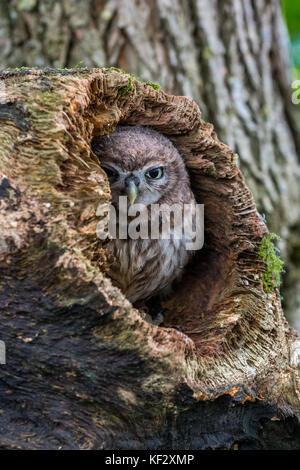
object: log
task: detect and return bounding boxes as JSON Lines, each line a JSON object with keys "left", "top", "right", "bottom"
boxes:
{"left": 0, "top": 67, "right": 299, "bottom": 450}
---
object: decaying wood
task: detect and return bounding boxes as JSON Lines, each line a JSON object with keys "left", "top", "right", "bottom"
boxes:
{"left": 0, "top": 68, "right": 299, "bottom": 450}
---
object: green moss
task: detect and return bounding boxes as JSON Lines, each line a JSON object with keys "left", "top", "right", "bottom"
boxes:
{"left": 209, "top": 165, "right": 218, "bottom": 179}
{"left": 117, "top": 74, "right": 135, "bottom": 96}
{"left": 138, "top": 80, "right": 161, "bottom": 90}
{"left": 102, "top": 67, "right": 161, "bottom": 92}
{"left": 117, "top": 75, "right": 161, "bottom": 95}
{"left": 258, "top": 233, "right": 285, "bottom": 293}
{"left": 102, "top": 67, "right": 125, "bottom": 73}
{"left": 6, "top": 66, "right": 38, "bottom": 70}
{"left": 74, "top": 61, "right": 84, "bottom": 68}
{"left": 5, "top": 66, "right": 160, "bottom": 92}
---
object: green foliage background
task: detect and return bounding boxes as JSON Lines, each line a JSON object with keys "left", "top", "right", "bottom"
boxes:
{"left": 282, "top": 0, "right": 300, "bottom": 79}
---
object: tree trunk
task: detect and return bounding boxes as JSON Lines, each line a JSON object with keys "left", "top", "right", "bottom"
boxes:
{"left": 0, "top": 0, "right": 299, "bottom": 329}
{"left": 0, "top": 68, "right": 299, "bottom": 449}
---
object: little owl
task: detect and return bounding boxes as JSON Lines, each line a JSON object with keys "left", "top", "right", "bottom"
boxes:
{"left": 92, "top": 125, "right": 199, "bottom": 303}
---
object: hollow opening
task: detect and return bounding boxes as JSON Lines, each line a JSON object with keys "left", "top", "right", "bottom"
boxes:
{"left": 75, "top": 77, "right": 266, "bottom": 355}
{"left": 90, "top": 123, "right": 243, "bottom": 352}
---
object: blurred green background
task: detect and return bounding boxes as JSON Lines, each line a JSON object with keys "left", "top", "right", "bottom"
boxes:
{"left": 282, "top": 0, "right": 300, "bottom": 79}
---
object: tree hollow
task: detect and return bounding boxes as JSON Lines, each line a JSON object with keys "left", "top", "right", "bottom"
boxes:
{"left": 0, "top": 68, "right": 299, "bottom": 450}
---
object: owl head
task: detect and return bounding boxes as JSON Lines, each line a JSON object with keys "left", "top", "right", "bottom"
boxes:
{"left": 92, "top": 126, "right": 190, "bottom": 207}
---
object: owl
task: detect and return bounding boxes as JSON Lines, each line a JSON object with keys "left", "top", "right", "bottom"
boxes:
{"left": 92, "top": 125, "right": 199, "bottom": 303}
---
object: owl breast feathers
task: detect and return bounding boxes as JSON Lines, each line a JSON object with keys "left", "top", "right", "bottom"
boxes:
{"left": 92, "top": 125, "right": 199, "bottom": 303}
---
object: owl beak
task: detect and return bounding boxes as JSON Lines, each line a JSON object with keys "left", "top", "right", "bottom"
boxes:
{"left": 125, "top": 176, "right": 139, "bottom": 204}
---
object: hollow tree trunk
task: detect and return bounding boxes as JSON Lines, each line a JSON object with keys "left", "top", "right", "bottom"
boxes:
{"left": 0, "top": 0, "right": 299, "bottom": 328}
{"left": 0, "top": 68, "right": 299, "bottom": 450}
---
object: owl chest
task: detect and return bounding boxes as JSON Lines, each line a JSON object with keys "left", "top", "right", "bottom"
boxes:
{"left": 106, "top": 237, "right": 189, "bottom": 291}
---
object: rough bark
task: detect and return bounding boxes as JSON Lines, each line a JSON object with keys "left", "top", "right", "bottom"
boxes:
{"left": 0, "top": 0, "right": 299, "bottom": 327}
{"left": 0, "top": 68, "right": 299, "bottom": 449}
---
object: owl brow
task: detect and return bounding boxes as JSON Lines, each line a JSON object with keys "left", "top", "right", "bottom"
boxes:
{"left": 100, "top": 162, "right": 122, "bottom": 173}
{"left": 142, "top": 161, "right": 167, "bottom": 171}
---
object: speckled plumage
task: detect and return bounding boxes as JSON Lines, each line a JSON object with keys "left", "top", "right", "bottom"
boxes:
{"left": 92, "top": 126, "right": 198, "bottom": 302}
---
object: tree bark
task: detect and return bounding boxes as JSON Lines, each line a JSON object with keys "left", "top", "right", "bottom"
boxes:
{"left": 0, "top": 0, "right": 299, "bottom": 329}
{"left": 0, "top": 68, "right": 299, "bottom": 449}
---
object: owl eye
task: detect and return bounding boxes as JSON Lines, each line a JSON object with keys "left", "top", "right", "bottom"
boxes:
{"left": 102, "top": 166, "right": 119, "bottom": 182}
{"left": 145, "top": 167, "right": 164, "bottom": 180}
